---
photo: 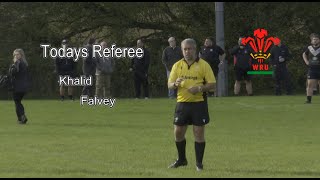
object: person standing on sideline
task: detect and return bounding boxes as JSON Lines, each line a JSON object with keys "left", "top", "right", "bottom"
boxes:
{"left": 129, "top": 39, "right": 150, "bottom": 99}
{"left": 9, "top": 49, "right": 31, "bottom": 124}
{"left": 55, "top": 39, "right": 77, "bottom": 101}
{"left": 303, "top": 33, "right": 320, "bottom": 104}
{"left": 95, "top": 41, "right": 115, "bottom": 97}
{"left": 82, "top": 38, "right": 96, "bottom": 97}
{"left": 168, "top": 38, "right": 216, "bottom": 171}
{"left": 162, "top": 37, "right": 183, "bottom": 99}
{"left": 270, "top": 40, "right": 293, "bottom": 95}
{"left": 229, "top": 37, "right": 253, "bottom": 96}
{"left": 199, "top": 37, "right": 225, "bottom": 96}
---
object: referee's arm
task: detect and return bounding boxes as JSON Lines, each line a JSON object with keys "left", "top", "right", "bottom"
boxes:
{"left": 188, "top": 63, "right": 216, "bottom": 95}
{"left": 201, "top": 82, "right": 215, "bottom": 92}
{"left": 200, "top": 63, "right": 216, "bottom": 92}
{"left": 188, "top": 82, "right": 215, "bottom": 95}
{"left": 168, "top": 64, "right": 179, "bottom": 89}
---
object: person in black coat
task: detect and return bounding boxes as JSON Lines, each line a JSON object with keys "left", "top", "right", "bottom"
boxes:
{"left": 229, "top": 37, "right": 254, "bottom": 96}
{"left": 82, "top": 38, "right": 97, "bottom": 97}
{"left": 55, "top": 39, "right": 77, "bottom": 101}
{"left": 129, "top": 39, "right": 150, "bottom": 99}
{"left": 9, "top": 49, "right": 30, "bottom": 124}
{"left": 162, "top": 37, "right": 183, "bottom": 99}
{"left": 270, "top": 40, "right": 293, "bottom": 95}
{"left": 199, "top": 37, "right": 225, "bottom": 96}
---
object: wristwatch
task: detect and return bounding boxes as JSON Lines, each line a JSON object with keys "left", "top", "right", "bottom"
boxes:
{"left": 198, "top": 86, "right": 203, "bottom": 92}
{"left": 173, "top": 83, "right": 178, "bottom": 88}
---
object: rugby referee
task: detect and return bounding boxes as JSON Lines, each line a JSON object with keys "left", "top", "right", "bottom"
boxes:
{"left": 167, "top": 38, "right": 216, "bottom": 171}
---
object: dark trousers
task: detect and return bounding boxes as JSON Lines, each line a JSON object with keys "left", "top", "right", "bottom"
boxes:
{"left": 134, "top": 71, "right": 149, "bottom": 98}
{"left": 82, "top": 75, "right": 95, "bottom": 97}
{"left": 212, "top": 65, "right": 219, "bottom": 79}
{"left": 209, "top": 64, "right": 219, "bottom": 96}
{"left": 13, "top": 92, "right": 25, "bottom": 118}
{"left": 273, "top": 64, "right": 292, "bottom": 95}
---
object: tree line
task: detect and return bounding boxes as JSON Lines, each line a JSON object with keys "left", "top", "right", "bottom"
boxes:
{"left": 0, "top": 2, "right": 319, "bottom": 99}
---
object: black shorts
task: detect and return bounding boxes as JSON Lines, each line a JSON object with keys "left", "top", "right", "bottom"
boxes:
{"left": 307, "top": 70, "right": 320, "bottom": 80}
{"left": 173, "top": 101, "right": 210, "bottom": 126}
{"left": 235, "top": 67, "right": 251, "bottom": 81}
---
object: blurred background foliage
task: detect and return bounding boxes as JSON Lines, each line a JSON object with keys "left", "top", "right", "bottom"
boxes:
{"left": 0, "top": 2, "right": 319, "bottom": 99}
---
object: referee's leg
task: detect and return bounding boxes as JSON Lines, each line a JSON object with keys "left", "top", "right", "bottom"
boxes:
{"left": 168, "top": 125, "right": 188, "bottom": 168}
{"left": 193, "top": 125, "right": 205, "bottom": 171}
{"left": 174, "top": 125, "right": 188, "bottom": 159}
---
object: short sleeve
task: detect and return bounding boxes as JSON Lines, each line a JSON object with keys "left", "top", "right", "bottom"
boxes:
{"left": 204, "top": 62, "right": 216, "bottom": 84}
{"left": 168, "top": 63, "right": 178, "bottom": 83}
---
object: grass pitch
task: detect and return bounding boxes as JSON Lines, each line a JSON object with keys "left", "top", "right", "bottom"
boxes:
{"left": 0, "top": 95, "right": 320, "bottom": 177}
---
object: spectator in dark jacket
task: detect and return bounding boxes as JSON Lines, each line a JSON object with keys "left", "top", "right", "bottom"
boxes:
{"left": 9, "top": 49, "right": 30, "bottom": 124}
{"left": 270, "top": 40, "right": 293, "bottom": 95}
{"left": 129, "top": 39, "right": 150, "bottom": 99}
{"left": 162, "top": 37, "right": 183, "bottom": 99}
{"left": 230, "top": 37, "right": 253, "bottom": 96}
{"left": 82, "top": 38, "right": 96, "bottom": 97}
{"left": 55, "top": 39, "right": 77, "bottom": 101}
{"left": 199, "top": 37, "right": 225, "bottom": 96}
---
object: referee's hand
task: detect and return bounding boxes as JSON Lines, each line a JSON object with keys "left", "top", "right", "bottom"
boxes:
{"left": 188, "top": 86, "right": 201, "bottom": 95}
{"left": 174, "top": 77, "right": 184, "bottom": 87}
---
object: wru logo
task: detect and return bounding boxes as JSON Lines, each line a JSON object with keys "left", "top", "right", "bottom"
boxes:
{"left": 242, "top": 28, "right": 280, "bottom": 71}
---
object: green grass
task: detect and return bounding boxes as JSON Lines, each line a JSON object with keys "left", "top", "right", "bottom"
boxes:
{"left": 1, "top": 96, "right": 320, "bottom": 177}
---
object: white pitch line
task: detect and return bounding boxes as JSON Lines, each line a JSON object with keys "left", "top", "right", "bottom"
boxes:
{"left": 236, "top": 102, "right": 265, "bottom": 110}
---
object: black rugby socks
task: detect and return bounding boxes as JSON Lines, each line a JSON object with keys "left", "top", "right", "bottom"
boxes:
{"left": 176, "top": 139, "right": 186, "bottom": 161}
{"left": 195, "top": 141, "right": 206, "bottom": 165}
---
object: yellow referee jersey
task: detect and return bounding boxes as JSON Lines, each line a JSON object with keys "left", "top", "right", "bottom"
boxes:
{"left": 168, "top": 58, "right": 216, "bottom": 102}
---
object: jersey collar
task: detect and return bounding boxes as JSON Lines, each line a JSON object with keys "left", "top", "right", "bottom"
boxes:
{"left": 183, "top": 57, "right": 199, "bottom": 69}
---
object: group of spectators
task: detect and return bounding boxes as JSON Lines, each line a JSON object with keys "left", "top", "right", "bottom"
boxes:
{"left": 54, "top": 33, "right": 320, "bottom": 101}
{"left": 3, "top": 32, "right": 319, "bottom": 124}
{"left": 55, "top": 38, "right": 152, "bottom": 100}
{"left": 163, "top": 34, "right": 320, "bottom": 101}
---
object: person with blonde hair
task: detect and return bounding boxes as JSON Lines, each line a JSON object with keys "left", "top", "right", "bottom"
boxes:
{"left": 9, "top": 48, "right": 31, "bottom": 124}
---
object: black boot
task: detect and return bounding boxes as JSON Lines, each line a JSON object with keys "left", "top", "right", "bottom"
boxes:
{"left": 168, "top": 159, "right": 188, "bottom": 168}
{"left": 20, "top": 115, "right": 28, "bottom": 124}
{"left": 17, "top": 116, "right": 22, "bottom": 124}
